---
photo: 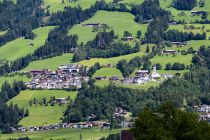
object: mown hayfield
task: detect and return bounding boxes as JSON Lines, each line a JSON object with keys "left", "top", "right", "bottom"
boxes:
{"left": 8, "top": 90, "right": 77, "bottom": 127}
{"left": 93, "top": 68, "right": 123, "bottom": 78}
{"left": 22, "top": 53, "right": 73, "bottom": 71}
{"left": 0, "top": 26, "right": 54, "bottom": 61}
{"left": 1, "top": 127, "right": 122, "bottom": 140}
{"left": 118, "top": 82, "right": 160, "bottom": 90}
{"left": 78, "top": 51, "right": 144, "bottom": 67}
{"left": 150, "top": 54, "right": 193, "bottom": 69}
{"left": 69, "top": 10, "right": 148, "bottom": 43}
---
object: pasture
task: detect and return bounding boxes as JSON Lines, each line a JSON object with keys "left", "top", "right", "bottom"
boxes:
{"left": 69, "top": 10, "right": 148, "bottom": 43}
{"left": 22, "top": 53, "right": 73, "bottom": 71}
{"left": 0, "top": 74, "right": 30, "bottom": 90}
{"left": 78, "top": 51, "right": 144, "bottom": 67}
{"left": 0, "top": 26, "right": 54, "bottom": 61}
{"left": 8, "top": 90, "right": 77, "bottom": 127}
{"left": 1, "top": 127, "right": 122, "bottom": 140}
{"left": 150, "top": 54, "right": 193, "bottom": 69}
{"left": 93, "top": 68, "right": 123, "bottom": 78}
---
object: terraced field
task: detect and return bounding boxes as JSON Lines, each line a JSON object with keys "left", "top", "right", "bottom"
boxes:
{"left": 0, "top": 26, "right": 54, "bottom": 61}
{"left": 8, "top": 90, "right": 77, "bottom": 127}
{"left": 69, "top": 10, "right": 148, "bottom": 43}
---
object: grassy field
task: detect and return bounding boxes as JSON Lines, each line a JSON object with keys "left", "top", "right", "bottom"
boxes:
{"left": 69, "top": 10, "right": 148, "bottom": 43}
{"left": 160, "top": 0, "right": 210, "bottom": 22}
{"left": 78, "top": 51, "right": 144, "bottom": 67}
{"left": 8, "top": 90, "right": 77, "bottom": 127}
{"left": 150, "top": 54, "right": 193, "bottom": 69}
{"left": 0, "top": 26, "right": 54, "bottom": 61}
{"left": 44, "top": 0, "right": 112, "bottom": 13}
{"left": 0, "top": 75, "right": 30, "bottom": 89}
{"left": 22, "top": 53, "right": 73, "bottom": 71}
{"left": 93, "top": 68, "right": 123, "bottom": 78}
{"left": 1, "top": 127, "right": 122, "bottom": 140}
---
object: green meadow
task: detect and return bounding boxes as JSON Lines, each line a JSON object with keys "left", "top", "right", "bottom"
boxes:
{"left": 78, "top": 51, "right": 144, "bottom": 67}
{"left": 0, "top": 26, "right": 54, "bottom": 61}
{"left": 0, "top": 75, "right": 30, "bottom": 89}
{"left": 1, "top": 127, "right": 122, "bottom": 140}
{"left": 69, "top": 10, "right": 148, "bottom": 43}
{"left": 93, "top": 68, "right": 123, "bottom": 78}
{"left": 160, "top": 0, "right": 210, "bottom": 22}
{"left": 8, "top": 90, "right": 77, "bottom": 127}
{"left": 22, "top": 53, "right": 73, "bottom": 71}
{"left": 44, "top": 0, "right": 112, "bottom": 13}
{"left": 150, "top": 54, "right": 193, "bottom": 69}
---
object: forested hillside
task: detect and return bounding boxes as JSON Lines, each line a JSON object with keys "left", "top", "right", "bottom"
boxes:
{"left": 1, "top": 0, "right": 210, "bottom": 139}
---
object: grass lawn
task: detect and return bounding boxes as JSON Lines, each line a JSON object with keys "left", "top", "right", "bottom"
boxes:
{"left": 1, "top": 127, "right": 122, "bottom": 140}
{"left": 22, "top": 53, "right": 73, "bottom": 71}
{"left": 0, "top": 26, "right": 54, "bottom": 61}
{"left": 69, "top": 10, "right": 148, "bottom": 44}
{"left": 150, "top": 54, "right": 193, "bottom": 69}
{"left": 78, "top": 51, "right": 144, "bottom": 67}
{"left": 93, "top": 68, "right": 123, "bottom": 78}
{"left": 7, "top": 90, "right": 77, "bottom": 127}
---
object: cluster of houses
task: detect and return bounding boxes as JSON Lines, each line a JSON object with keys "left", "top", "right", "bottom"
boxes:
{"left": 194, "top": 105, "right": 210, "bottom": 121}
{"left": 10, "top": 121, "right": 113, "bottom": 133}
{"left": 25, "top": 64, "right": 89, "bottom": 90}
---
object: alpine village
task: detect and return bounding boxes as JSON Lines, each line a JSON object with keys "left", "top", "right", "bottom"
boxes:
{"left": 1, "top": 0, "right": 210, "bottom": 140}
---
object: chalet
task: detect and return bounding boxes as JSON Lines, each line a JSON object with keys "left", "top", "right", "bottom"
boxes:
{"left": 162, "top": 50, "right": 177, "bottom": 54}
{"left": 109, "top": 76, "right": 120, "bottom": 81}
{"left": 104, "top": 63, "right": 115, "bottom": 68}
{"left": 133, "top": 76, "right": 149, "bottom": 84}
{"left": 191, "top": 10, "right": 206, "bottom": 16}
{"left": 95, "top": 76, "right": 106, "bottom": 80}
{"left": 82, "top": 23, "right": 100, "bottom": 27}
{"left": 169, "top": 21, "right": 177, "bottom": 26}
{"left": 171, "top": 41, "right": 187, "bottom": 46}
{"left": 124, "top": 36, "right": 134, "bottom": 41}
{"left": 135, "top": 70, "right": 149, "bottom": 77}
{"left": 29, "top": 43, "right": 34, "bottom": 47}
{"left": 56, "top": 98, "right": 67, "bottom": 104}
{"left": 143, "top": 19, "right": 153, "bottom": 24}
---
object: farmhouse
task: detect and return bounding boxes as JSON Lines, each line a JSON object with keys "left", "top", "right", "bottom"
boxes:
{"left": 95, "top": 76, "right": 106, "bottom": 80}
{"left": 125, "top": 36, "right": 134, "bottom": 41}
{"left": 82, "top": 23, "right": 100, "bottom": 27}
{"left": 109, "top": 76, "right": 120, "bottom": 81}
{"left": 162, "top": 50, "right": 177, "bottom": 54}
{"left": 171, "top": 41, "right": 187, "bottom": 46}
{"left": 135, "top": 70, "right": 149, "bottom": 77}
{"left": 191, "top": 10, "right": 206, "bottom": 16}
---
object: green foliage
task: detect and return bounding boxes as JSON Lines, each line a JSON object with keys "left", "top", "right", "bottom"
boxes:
{"left": 132, "top": 102, "right": 210, "bottom": 140}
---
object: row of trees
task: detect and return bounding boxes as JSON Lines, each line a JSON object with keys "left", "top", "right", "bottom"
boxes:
{"left": 172, "top": 0, "right": 197, "bottom": 10}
